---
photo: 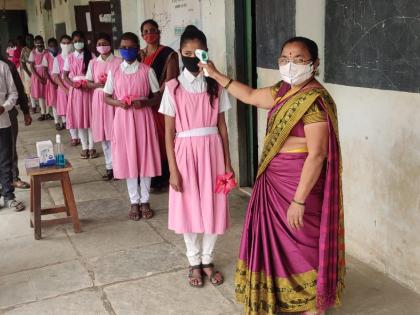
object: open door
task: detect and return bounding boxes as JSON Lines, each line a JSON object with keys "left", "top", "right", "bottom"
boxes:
{"left": 234, "top": 0, "right": 258, "bottom": 187}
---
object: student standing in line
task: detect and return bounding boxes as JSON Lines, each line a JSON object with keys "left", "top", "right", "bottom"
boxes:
{"left": 43, "top": 37, "right": 63, "bottom": 130}
{"left": 63, "top": 31, "right": 96, "bottom": 158}
{"left": 86, "top": 33, "right": 121, "bottom": 180}
{"left": 28, "top": 35, "right": 50, "bottom": 121}
{"left": 53, "top": 35, "right": 78, "bottom": 143}
{"left": 159, "top": 26, "right": 233, "bottom": 288}
{"left": 19, "top": 34, "right": 36, "bottom": 113}
{"left": 104, "top": 32, "right": 161, "bottom": 220}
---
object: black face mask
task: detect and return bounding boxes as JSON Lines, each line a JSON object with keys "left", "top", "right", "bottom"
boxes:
{"left": 182, "top": 56, "right": 200, "bottom": 73}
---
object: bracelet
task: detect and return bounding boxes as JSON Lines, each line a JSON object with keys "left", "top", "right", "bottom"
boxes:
{"left": 224, "top": 78, "right": 233, "bottom": 89}
{"left": 292, "top": 199, "right": 305, "bottom": 206}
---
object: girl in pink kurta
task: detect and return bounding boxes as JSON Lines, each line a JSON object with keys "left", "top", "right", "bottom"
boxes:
{"left": 63, "top": 31, "right": 96, "bottom": 159}
{"left": 103, "top": 32, "right": 161, "bottom": 221}
{"left": 159, "top": 26, "right": 234, "bottom": 288}
{"left": 53, "top": 35, "right": 79, "bottom": 144}
{"left": 29, "top": 35, "right": 49, "bottom": 121}
{"left": 43, "top": 37, "right": 63, "bottom": 130}
{"left": 86, "top": 33, "right": 121, "bottom": 181}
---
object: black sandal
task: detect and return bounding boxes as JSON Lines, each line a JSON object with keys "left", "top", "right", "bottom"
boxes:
{"left": 188, "top": 265, "right": 204, "bottom": 288}
{"left": 128, "top": 204, "right": 141, "bottom": 221}
{"left": 202, "top": 263, "right": 224, "bottom": 286}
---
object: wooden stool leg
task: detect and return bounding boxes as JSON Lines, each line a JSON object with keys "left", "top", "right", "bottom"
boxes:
{"left": 62, "top": 172, "right": 81, "bottom": 233}
{"left": 60, "top": 177, "right": 71, "bottom": 216}
{"left": 33, "top": 177, "right": 42, "bottom": 240}
{"left": 30, "top": 177, "right": 34, "bottom": 228}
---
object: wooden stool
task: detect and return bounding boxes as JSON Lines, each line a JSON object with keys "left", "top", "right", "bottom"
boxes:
{"left": 26, "top": 161, "right": 81, "bottom": 240}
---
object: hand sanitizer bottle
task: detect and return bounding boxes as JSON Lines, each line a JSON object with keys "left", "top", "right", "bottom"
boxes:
{"left": 55, "top": 134, "right": 65, "bottom": 167}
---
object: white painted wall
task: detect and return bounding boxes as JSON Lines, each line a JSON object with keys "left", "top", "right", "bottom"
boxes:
{"left": 256, "top": 0, "right": 420, "bottom": 294}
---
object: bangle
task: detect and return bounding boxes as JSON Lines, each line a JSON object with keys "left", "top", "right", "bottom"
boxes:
{"left": 292, "top": 199, "right": 305, "bottom": 206}
{"left": 224, "top": 78, "right": 233, "bottom": 89}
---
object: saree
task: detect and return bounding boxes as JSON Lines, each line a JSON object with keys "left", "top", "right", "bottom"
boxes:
{"left": 235, "top": 80, "right": 345, "bottom": 314}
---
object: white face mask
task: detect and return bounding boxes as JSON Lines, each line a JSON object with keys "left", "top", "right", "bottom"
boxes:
{"left": 279, "top": 62, "right": 314, "bottom": 85}
{"left": 73, "top": 42, "right": 85, "bottom": 50}
{"left": 60, "top": 43, "right": 73, "bottom": 56}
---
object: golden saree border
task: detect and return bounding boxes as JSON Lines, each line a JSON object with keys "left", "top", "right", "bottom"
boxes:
{"left": 235, "top": 259, "right": 319, "bottom": 314}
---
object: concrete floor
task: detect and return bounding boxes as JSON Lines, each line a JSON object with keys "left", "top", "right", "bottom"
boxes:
{"left": 1, "top": 114, "right": 420, "bottom": 315}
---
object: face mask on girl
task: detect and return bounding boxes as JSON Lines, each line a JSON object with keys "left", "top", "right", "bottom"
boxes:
{"left": 279, "top": 62, "right": 314, "bottom": 85}
{"left": 182, "top": 56, "right": 200, "bottom": 73}
{"left": 73, "top": 42, "right": 85, "bottom": 50}
{"left": 143, "top": 33, "right": 159, "bottom": 45}
{"left": 97, "top": 45, "right": 111, "bottom": 55}
{"left": 119, "top": 47, "right": 138, "bottom": 62}
{"left": 60, "top": 43, "right": 73, "bottom": 56}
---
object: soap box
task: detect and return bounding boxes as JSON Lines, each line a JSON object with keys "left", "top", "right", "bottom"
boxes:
{"left": 36, "top": 140, "right": 56, "bottom": 167}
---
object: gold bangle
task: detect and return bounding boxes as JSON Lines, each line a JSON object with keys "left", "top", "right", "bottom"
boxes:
{"left": 224, "top": 78, "right": 233, "bottom": 89}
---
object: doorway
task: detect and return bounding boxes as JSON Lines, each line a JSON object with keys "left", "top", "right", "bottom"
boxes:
{"left": 234, "top": 0, "right": 258, "bottom": 187}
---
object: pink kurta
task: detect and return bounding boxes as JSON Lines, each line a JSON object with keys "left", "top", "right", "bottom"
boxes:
{"left": 44, "top": 53, "right": 57, "bottom": 107}
{"left": 30, "top": 50, "right": 47, "bottom": 99}
{"left": 55, "top": 55, "right": 70, "bottom": 116}
{"left": 89, "top": 56, "right": 121, "bottom": 142}
{"left": 111, "top": 63, "right": 161, "bottom": 179}
{"left": 66, "top": 53, "right": 94, "bottom": 129}
{"left": 166, "top": 79, "right": 229, "bottom": 235}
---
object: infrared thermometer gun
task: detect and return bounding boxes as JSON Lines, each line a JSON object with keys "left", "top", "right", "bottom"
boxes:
{"left": 195, "top": 49, "right": 209, "bottom": 77}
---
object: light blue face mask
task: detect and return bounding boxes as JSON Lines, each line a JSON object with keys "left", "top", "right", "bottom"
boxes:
{"left": 73, "top": 42, "right": 85, "bottom": 50}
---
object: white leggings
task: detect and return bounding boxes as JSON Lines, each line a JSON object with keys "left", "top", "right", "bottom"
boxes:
{"left": 78, "top": 128, "right": 94, "bottom": 150}
{"left": 31, "top": 97, "right": 46, "bottom": 114}
{"left": 183, "top": 233, "right": 218, "bottom": 266}
{"left": 69, "top": 128, "right": 78, "bottom": 140}
{"left": 101, "top": 141, "right": 112, "bottom": 170}
{"left": 126, "top": 177, "right": 151, "bottom": 204}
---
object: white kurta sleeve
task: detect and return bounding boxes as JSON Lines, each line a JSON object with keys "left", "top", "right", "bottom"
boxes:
{"left": 63, "top": 56, "right": 70, "bottom": 72}
{"left": 52, "top": 58, "right": 60, "bottom": 74}
{"left": 148, "top": 68, "right": 160, "bottom": 93}
{"left": 158, "top": 86, "right": 176, "bottom": 117}
{"left": 102, "top": 70, "right": 114, "bottom": 95}
{"left": 85, "top": 60, "right": 94, "bottom": 81}
{"left": 218, "top": 88, "right": 232, "bottom": 113}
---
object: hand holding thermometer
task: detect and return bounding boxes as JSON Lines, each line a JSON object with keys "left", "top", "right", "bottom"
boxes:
{"left": 195, "top": 49, "right": 209, "bottom": 77}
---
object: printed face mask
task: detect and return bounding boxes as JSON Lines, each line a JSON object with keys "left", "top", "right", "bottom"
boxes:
{"left": 143, "top": 33, "right": 159, "bottom": 45}
{"left": 73, "top": 42, "right": 85, "bottom": 50}
{"left": 48, "top": 47, "right": 58, "bottom": 57}
{"left": 279, "top": 62, "right": 314, "bottom": 85}
{"left": 60, "top": 43, "right": 73, "bottom": 56}
{"left": 182, "top": 56, "right": 200, "bottom": 73}
{"left": 97, "top": 45, "right": 111, "bottom": 55}
{"left": 119, "top": 47, "right": 138, "bottom": 62}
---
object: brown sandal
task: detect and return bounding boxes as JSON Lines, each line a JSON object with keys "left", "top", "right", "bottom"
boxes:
{"left": 12, "top": 179, "right": 30, "bottom": 189}
{"left": 80, "top": 150, "right": 89, "bottom": 159}
{"left": 140, "top": 203, "right": 154, "bottom": 219}
{"left": 70, "top": 139, "right": 79, "bottom": 146}
{"left": 128, "top": 204, "right": 141, "bottom": 221}
{"left": 188, "top": 265, "right": 204, "bottom": 288}
{"left": 89, "top": 149, "right": 99, "bottom": 159}
{"left": 202, "top": 263, "right": 224, "bottom": 286}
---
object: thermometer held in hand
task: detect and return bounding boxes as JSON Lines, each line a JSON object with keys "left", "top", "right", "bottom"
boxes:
{"left": 195, "top": 49, "right": 209, "bottom": 77}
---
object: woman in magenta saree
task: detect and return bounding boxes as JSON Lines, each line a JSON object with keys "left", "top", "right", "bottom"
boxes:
{"left": 201, "top": 37, "right": 345, "bottom": 314}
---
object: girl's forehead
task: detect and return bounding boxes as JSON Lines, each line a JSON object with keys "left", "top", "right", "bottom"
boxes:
{"left": 182, "top": 39, "right": 205, "bottom": 51}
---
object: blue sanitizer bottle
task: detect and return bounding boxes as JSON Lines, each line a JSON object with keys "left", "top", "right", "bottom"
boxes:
{"left": 55, "top": 134, "right": 66, "bottom": 167}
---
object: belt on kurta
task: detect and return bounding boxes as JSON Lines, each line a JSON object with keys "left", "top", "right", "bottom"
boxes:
{"left": 176, "top": 127, "right": 219, "bottom": 138}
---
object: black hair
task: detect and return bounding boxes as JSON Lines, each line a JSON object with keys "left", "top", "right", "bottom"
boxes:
{"left": 47, "top": 37, "right": 58, "bottom": 46}
{"left": 140, "top": 19, "right": 159, "bottom": 33}
{"left": 34, "top": 35, "right": 44, "bottom": 43}
{"left": 17, "top": 36, "right": 25, "bottom": 46}
{"left": 96, "top": 32, "right": 112, "bottom": 45}
{"left": 71, "top": 31, "right": 92, "bottom": 75}
{"left": 281, "top": 36, "right": 319, "bottom": 61}
{"left": 8, "top": 39, "right": 15, "bottom": 45}
{"left": 120, "top": 32, "right": 140, "bottom": 47}
{"left": 59, "top": 34, "right": 71, "bottom": 42}
{"left": 177, "top": 25, "right": 218, "bottom": 106}
{"left": 26, "top": 33, "right": 34, "bottom": 39}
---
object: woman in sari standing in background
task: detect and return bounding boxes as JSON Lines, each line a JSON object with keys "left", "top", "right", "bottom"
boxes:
{"left": 140, "top": 19, "right": 180, "bottom": 190}
{"left": 201, "top": 37, "right": 345, "bottom": 315}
